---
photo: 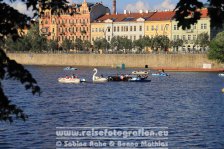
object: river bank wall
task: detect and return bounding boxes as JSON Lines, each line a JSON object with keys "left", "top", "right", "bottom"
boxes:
{"left": 7, "top": 53, "right": 223, "bottom": 71}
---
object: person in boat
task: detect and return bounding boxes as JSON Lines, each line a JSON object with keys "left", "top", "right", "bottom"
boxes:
{"left": 101, "top": 74, "right": 104, "bottom": 78}
{"left": 162, "top": 69, "right": 165, "bottom": 73}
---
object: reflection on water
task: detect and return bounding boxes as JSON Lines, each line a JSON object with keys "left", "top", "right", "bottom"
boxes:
{"left": 1, "top": 66, "right": 224, "bottom": 148}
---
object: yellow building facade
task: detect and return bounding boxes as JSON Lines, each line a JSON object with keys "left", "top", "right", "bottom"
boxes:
{"left": 90, "top": 22, "right": 105, "bottom": 43}
{"left": 144, "top": 11, "right": 174, "bottom": 39}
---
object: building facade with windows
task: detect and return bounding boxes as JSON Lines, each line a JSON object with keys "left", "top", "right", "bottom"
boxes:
{"left": 90, "top": 22, "right": 105, "bottom": 43}
{"left": 92, "top": 12, "right": 155, "bottom": 43}
{"left": 144, "top": 11, "right": 175, "bottom": 39}
{"left": 171, "top": 9, "right": 210, "bottom": 52}
{"left": 39, "top": 0, "right": 110, "bottom": 44}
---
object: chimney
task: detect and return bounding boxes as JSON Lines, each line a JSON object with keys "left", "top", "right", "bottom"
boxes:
{"left": 124, "top": 10, "right": 127, "bottom": 14}
{"left": 113, "top": 0, "right": 116, "bottom": 14}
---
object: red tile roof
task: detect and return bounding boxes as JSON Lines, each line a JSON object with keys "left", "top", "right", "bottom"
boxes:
{"left": 96, "top": 12, "right": 155, "bottom": 22}
{"left": 146, "top": 11, "right": 175, "bottom": 21}
{"left": 94, "top": 8, "right": 209, "bottom": 23}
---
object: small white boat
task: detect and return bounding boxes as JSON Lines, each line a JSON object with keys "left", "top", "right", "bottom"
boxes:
{"left": 132, "top": 71, "right": 149, "bottom": 75}
{"left": 152, "top": 72, "right": 169, "bottom": 77}
{"left": 58, "top": 77, "right": 80, "bottom": 83}
{"left": 218, "top": 73, "right": 224, "bottom": 77}
{"left": 93, "top": 68, "right": 107, "bottom": 83}
{"left": 64, "top": 67, "right": 78, "bottom": 71}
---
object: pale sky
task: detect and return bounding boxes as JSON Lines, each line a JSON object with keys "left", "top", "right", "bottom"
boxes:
{"left": 4, "top": 0, "right": 208, "bottom": 17}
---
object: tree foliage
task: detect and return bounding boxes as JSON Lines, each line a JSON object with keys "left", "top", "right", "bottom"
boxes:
{"left": 171, "top": 39, "right": 184, "bottom": 52}
{"left": 61, "top": 39, "right": 74, "bottom": 52}
{"left": 174, "top": 0, "right": 224, "bottom": 29}
{"left": 93, "top": 38, "right": 109, "bottom": 52}
{"left": 195, "top": 32, "right": 210, "bottom": 51}
{"left": 0, "top": 0, "right": 69, "bottom": 123}
{"left": 5, "top": 24, "right": 49, "bottom": 53}
{"left": 151, "top": 35, "right": 171, "bottom": 52}
{"left": 208, "top": 31, "right": 224, "bottom": 63}
{"left": 74, "top": 38, "right": 83, "bottom": 51}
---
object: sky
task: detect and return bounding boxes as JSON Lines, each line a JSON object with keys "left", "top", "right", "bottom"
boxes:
{"left": 4, "top": 0, "right": 207, "bottom": 17}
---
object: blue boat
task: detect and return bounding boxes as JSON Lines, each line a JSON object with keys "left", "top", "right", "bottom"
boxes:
{"left": 64, "top": 67, "right": 78, "bottom": 71}
{"left": 151, "top": 72, "right": 169, "bottom": 76}
{"left": 128, "top": 75, "right": 151, "bottom": 82}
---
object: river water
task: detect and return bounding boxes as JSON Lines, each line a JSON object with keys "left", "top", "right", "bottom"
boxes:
{"left": 1, "top": 66, "right": 224, "bottom": 149}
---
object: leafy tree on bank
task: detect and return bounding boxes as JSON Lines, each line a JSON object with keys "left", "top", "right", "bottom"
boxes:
{"left": 48, "top": 40, "right": 58, "bottom": 52}
{"left": 150, "top": 35, "right": 170, "bottom": 52}
{"left": 121, "top": 37, "right": 132, "bottom": 53}
{"left": 171, "top": 39, "right": 184, "bottom": 52}
{"left": 133, "top": 38, "right": 145, "bottom": 53}
{"left": 110, "top": 36, "right": 123, "bottom": 52}
{"left": 93, "top": 38, "right": 109, "bottom": 53}
{"left": 208, "top": 31, "right": 224, "bottom": 63}
{"left": 83, "top": 40, "right": 91, "bottom": 52}
{"left": 194, "top": 32, "right": 210, "bottom": 51}
{"left": 61, "top": 39, "right": 74, "bottom": 52}
{"left": 74, "top": 38, "right": 83, "bottom": 51}
{"left": 5, "top": 24, "right": 48, "bottom": 53}
{"left": 0, "top": 0, "right": 69, "bottom": 123}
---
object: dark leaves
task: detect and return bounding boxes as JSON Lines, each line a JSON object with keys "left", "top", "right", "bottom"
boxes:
{"left": 0, "top": 47, "right": 40, "bottom": 122}
{"left": 174, "top": 0, "right": 224, "bottom": 29}
{"left": 208, "top": 0, "right": 224, "bottom": 28}
{"left": 174, "top": 0, "right": 203, "bottom": 29}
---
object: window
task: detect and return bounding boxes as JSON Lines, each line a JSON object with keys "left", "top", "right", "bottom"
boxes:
{"left": 117, "top": 26, "right": 120, "bottom": 32}
{"left": 121, "top": 26, "right": 123, "bottom": 32}
{"left": 134, "top": 36, "right": 136, "bottom": 40}
{"left": 183, "top": 35, "right": 186, "bottom": 40}
{"left": 114, "top": 26, "right": 116, "bottom": 32}
{"left": 139, "top": 26, "right": 142, "bottom": 31}
{"left": 151, "top": 25, "right": 154, "bottom": 31}
{"left": 204, "top": 24, "right": 207, "bottom": 29}
{"left": 134, "top": 26, "right": 136, "bottom": 31}
{"left": 139, "top": 35, "right": 142, "bottom": 39}
{"left": 193, "top": 35, "right": 197, "bottom": 40}
{"left": 174, "top": 25, "right": 177, "bottom": 30}
{"left": 177, "top": 35, "right": 179, "bottom": 39}
{"left": 108, "top": 27, "right": 111, "bottom": 32}
{"left": 108, "top": 36, "right": 111, "bottom": 41}
{"left": 130, "top": 26, "right": 133, "bottom": 31}
{"left": 201, "top": 23, "right": 207, "bottom": 29}
{"left": 53, "top": 28, "right": 55, "bottom": 33}
{"left": 174, "top": 35, "right": 176, "bottom": 40}
{"left": 188, "top": 35, "right": 191, "bottom": 40}
{"left": 126, "top": 26, "right": 128, "bottom": 32}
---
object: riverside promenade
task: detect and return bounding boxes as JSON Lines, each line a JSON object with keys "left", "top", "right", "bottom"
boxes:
{"left": 8, "top": 53, "right": 224, "bottom": 72}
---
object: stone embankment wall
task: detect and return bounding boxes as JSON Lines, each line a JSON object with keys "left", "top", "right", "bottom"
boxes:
{"left": 7, "top": 53, "right": 223, "bottom": 70}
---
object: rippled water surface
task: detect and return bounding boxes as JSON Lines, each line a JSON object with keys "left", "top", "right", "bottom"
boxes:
{"left": 1, "top": 66, "right": 224, "bottom": 148}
